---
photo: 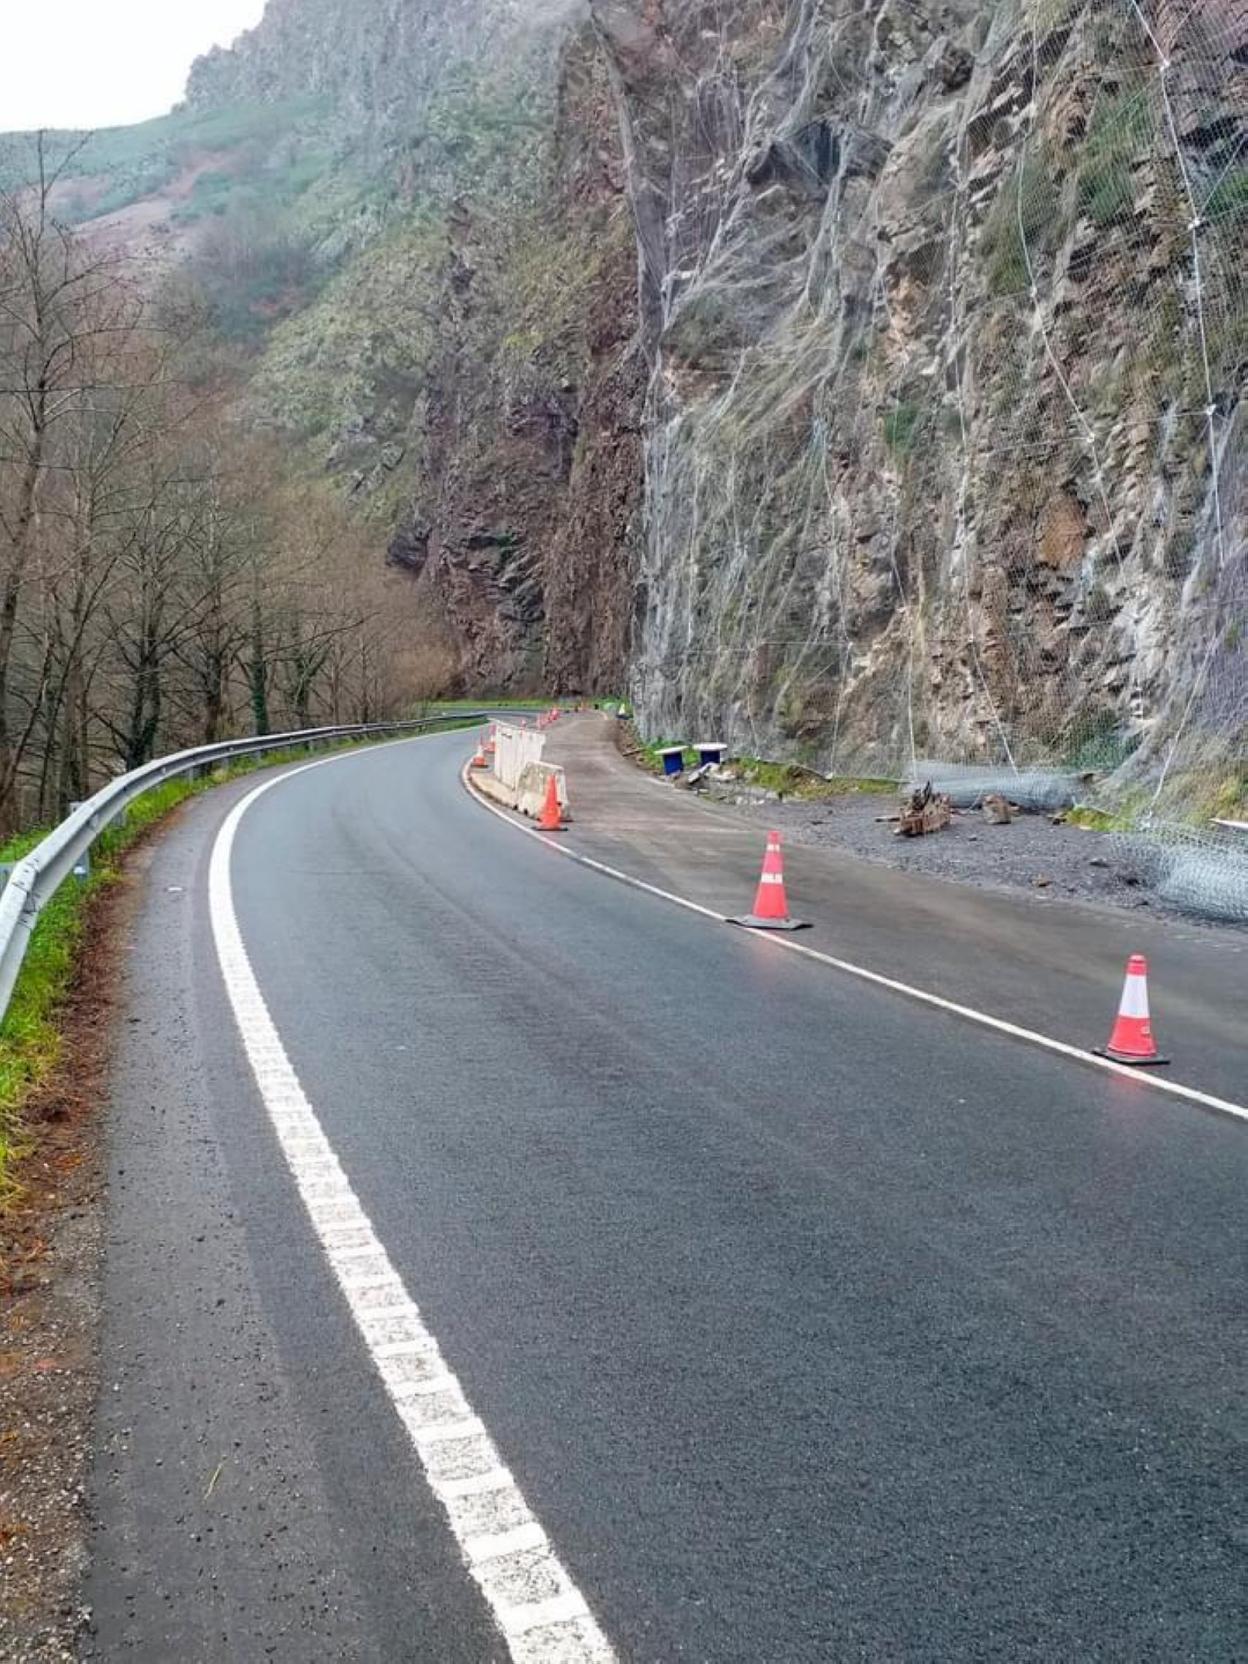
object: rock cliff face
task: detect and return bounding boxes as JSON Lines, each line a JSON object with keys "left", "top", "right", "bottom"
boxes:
{"left": 164, "top": 0, "right": 1245, "bottom": 787}
{"left": 188, "top": 0, "right": 512, "bottom": 134}
{"left": 381, "top": 37, "right": 645, "bottom": 691}
{"left": 593, "top": 0, "right": 1245, "bottom": 785}
{"left": 187, "top": 0, "right": 644, "bottom": 694}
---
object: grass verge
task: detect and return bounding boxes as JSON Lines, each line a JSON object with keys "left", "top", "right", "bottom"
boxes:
{"left": 1064, "top": 804, "right": 1129, "bottom": 833}
{"left": 726, "top": 758, "right": 897, "bottom": 800}
{"left": 0, "top": 779, "right": 200, "bottom": 1206}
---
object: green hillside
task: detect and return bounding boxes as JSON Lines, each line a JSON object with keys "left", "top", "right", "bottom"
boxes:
{"left": 0, "top": 96, "right": 331, "bottom": 221}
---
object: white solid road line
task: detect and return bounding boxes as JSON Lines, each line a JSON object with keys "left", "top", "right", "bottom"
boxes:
{"left": 210, "top": 756, "right": 616, "bottom": 1664}
{"left": 463, "top": 764, "right": 1248, "bottom": 1126}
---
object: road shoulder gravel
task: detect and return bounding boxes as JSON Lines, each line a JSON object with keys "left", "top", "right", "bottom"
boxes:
{"left": 1, "top": 839, "right": 141, "bottom": 1662}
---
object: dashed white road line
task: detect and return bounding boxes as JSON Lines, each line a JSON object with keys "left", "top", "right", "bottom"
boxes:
{"left": 210, "top": 757, "right": 616, "bottom": 1664}
{"left": 462, "top": 764, "right": 1248, "bottom": 1127}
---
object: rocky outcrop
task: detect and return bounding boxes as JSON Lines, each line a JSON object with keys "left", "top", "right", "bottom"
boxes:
{"left": 189, "top": 0, "right": 643, "bottom": 696}
{"left": 593, "top": 0, "right": 1245, "bottom": 784}
{"left": 376, "top": 29, "right": 644, "bottom": 692}
{"left": 165, "top": 0, "right": 1247, "bottom": 787}
{"left": 186, "top": 0, "right": 514, "bottom": 134}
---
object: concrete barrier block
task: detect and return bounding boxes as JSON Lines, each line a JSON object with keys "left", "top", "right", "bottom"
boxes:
{"left": 517, "top": 762, "right": 570, "bottom": 821}
{"left": 474, "top": 770, "right": 520, "bottom": 811}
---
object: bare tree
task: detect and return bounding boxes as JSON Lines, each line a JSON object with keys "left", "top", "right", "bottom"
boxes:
{"left": 0, "top": 136, "right": 139, "bottom": 824}
{"left": 0, "top": 145, "right": 465, "bottom": 836}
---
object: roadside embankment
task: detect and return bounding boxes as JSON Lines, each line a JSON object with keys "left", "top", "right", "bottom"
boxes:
{"left": 614, "top": 725, "right": 1247, "bottom": 929}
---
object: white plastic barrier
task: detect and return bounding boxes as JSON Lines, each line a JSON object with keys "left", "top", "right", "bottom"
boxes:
{"left": 493, "top": 721, "right": 546, "bottom": 790}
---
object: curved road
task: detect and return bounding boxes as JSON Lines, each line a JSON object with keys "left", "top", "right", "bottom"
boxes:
{"left": 87, "top": 730, "right": 1248, "bottom": 1660}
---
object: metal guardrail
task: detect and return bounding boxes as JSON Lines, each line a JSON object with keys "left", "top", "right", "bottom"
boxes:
{"left": 0, "top": 714, "right": 489, "bottom": 1028}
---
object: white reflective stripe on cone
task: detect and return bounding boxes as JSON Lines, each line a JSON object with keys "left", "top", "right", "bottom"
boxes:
{"left": 1120, "top": 974, "right": 1151, "bottom": 1019}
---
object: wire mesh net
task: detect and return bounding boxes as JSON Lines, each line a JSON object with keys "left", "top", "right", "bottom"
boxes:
{"left": 1112, "top": 821, "right": 1248, "bottom": 922}
{"left": 903, "top": 763, "right": 1082, "bottom": 812}
{"left": 630, "top": 0, "right": 1245, "bottom": 917}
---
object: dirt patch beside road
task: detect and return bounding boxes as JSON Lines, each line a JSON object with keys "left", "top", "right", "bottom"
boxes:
{"left": 0, "top": 852, "right": 150, "bottom": 1662}
{"left": 713, "top": 788, "right": 1181, "bottom": 920}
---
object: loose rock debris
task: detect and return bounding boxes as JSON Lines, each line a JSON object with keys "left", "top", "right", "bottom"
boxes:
{"left": 981, "top": 794, "right": 1017, "bottom": 825}
{"left": 891, "top": 782, "right": 954, "bottom": 838}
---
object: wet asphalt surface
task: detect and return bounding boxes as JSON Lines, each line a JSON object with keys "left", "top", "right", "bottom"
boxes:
{"left": 84, "top": 731, "right": 1248, "bottom": 1660}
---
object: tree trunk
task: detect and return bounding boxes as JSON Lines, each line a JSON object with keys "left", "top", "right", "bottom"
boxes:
{"left": 249, "top": 605, "right": 270, "bottom": 737}
{"left": 0, "top": 434, "right": 46, "bottom": 830}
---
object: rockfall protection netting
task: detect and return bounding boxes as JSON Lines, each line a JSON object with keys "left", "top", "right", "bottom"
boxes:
{"left": 903, "top": 762, "right": 1081, "bottom": 811}
{"left": 1113, "top": 821, "right": 1248, "bottom": 921}
{"left": 626, "top": 0, "right": 1246, "bottom": 918}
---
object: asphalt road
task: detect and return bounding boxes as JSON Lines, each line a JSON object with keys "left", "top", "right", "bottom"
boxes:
{"left": 86, "top": 729, "right": 1248, "bottom": 1660}
{"left": 541, "top": 717, "right": 1247, "bottom": 1108}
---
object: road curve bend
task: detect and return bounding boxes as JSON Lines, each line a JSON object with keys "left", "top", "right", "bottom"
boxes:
{"left": 86, "top": 730, "right": 1248, "bottom": 1662}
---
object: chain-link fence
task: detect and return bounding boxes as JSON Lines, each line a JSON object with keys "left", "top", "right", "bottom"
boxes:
{"left": 1113, "top": 820, "right": 1248, "bottom": 923}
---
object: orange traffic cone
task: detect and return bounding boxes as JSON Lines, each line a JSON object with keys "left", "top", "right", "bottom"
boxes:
{"left": 470, "top": 738, "right": 488, "bottom": 768}
{"left": 1096, "top": 954, "right": 1168, "bottom": 1066}
{"left": 731, "top": 831, "right": 809, "bottom": 931}
{"left": 538, "top": 773, "right": 566, "bottom": 831}
{"left": 484, "top": 724, "right": 496, "bottom": 757}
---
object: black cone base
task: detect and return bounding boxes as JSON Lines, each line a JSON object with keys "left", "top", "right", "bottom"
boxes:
{"left": 1094, "top": 1048, "right": 1170, "bottom": 1067}
{"left": 729, "top": 915, "right": 811, "bottom": 931}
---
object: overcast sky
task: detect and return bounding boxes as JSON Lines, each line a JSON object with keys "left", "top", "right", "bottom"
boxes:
{"left": 1, "top": 1, "right": 268, "bottom": 132}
